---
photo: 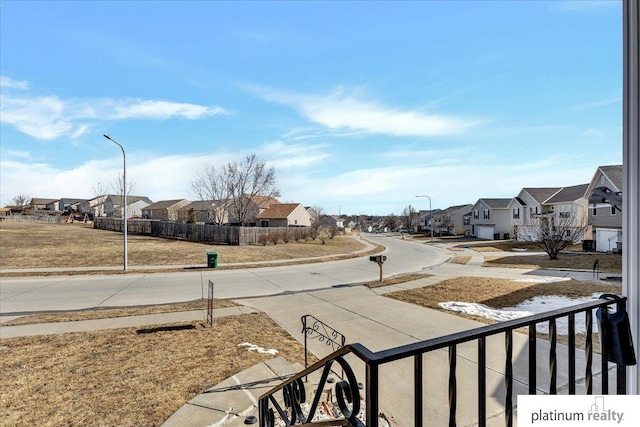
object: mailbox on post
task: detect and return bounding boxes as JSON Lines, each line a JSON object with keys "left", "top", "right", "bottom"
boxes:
{"left": 370, "top": 255, "right": 387, "bottom": 282}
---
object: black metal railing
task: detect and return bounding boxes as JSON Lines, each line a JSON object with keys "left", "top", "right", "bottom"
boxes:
{"left": 301, "top": 314, "right": 346, "bottom": 370}
{"left": 259, "top": 296, "right": 632, "bottom": 427}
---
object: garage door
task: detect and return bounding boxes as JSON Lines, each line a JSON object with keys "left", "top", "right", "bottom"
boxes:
{"left": 596, "top": 229, "right": 620, "bottom": 252}
{"left": 477, "top": 225, "right": 495, "bottom": 240}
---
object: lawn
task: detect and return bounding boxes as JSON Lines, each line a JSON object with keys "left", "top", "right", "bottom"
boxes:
{"left": 0, "top": 221, "right": 373, "bottom": 271}
{"left": 0, "top": 313, "right": 309, "bottom": 427}
{"left": 483, "top": 253, "right": 622, "bottom": 273}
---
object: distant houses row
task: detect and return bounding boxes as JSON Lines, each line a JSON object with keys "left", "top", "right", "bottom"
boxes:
{"left": 7, "top": 194, "right": 314, "bottom": 228}
{"left": 412, "top": 165, "right": 622, "bottom": 253}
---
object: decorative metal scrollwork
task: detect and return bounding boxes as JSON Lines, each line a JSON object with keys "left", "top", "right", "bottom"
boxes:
{"left": 260, "top": 355, "right": 363, "bottom": 426}
{"left": 302, "top": 315, "right": 346, "bottom": 352}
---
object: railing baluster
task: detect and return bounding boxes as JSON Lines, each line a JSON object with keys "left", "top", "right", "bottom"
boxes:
{"left": 449, "top": 345, "right": 457, "bottom": 427}
{"left": 586, "top": 308, "right": 593, "bottom": 394}
{"left": 505, "top": 331, "right": 513, "bottom": 427}
{"left": 478, "top": 338, "right": 486, "bottom": 427}
{"left": 415, "top": 354, "right": 423, "bottom": 427}
{"left": 549, "top": 318, "right": 557, "bottom": 394}
{"left": 601, "top": 308, "right": 609, "bottom": 394}
{"left": 528, "top": 324, "right": 536, "bottom": 394}
{"left": 367, "top": 361, "right": 379, "bottom": 427}
{"left": 568, "top": 314, "right": 576, "bottom": 394}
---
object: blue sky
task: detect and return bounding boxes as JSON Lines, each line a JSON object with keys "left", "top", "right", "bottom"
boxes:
{"left": 0, "top": 0, "right": 622, "bottom": 215}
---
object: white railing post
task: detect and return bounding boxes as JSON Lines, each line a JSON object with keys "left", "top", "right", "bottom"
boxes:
{"left": 623, "top": 0, "right": 639, "bottom": 394}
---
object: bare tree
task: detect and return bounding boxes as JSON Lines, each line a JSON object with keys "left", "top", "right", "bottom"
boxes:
{"left": 308, "top": 206, "right": 325, "bottom": 240}
{"left": 11, "top": 194, "right": 30, "bottom": 207}
{"left": 191, "top": 165, "right": 231, "bottom": 225}
{"left": 402, "top": 204, "right": 417, "bottom": 230}
{"left": 110, "top": 174, "right": 136, "bottom": 218}
{"left": 227, "top": 154, "right": 280, "bottom": 225}
{"left": 385, "top": 214, "right": 401, "bottom": 231}
{"left": 518, "top": 208, "right": 590, "bottom": 260}
{"left": 93, "top": 182, "right": 108, "bottom": 198}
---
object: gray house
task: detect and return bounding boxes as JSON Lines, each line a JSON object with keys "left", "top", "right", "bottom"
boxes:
{"left": 470, "top": 198, "right": 512, "bottom": 240}
{"left": 586, "top": 165, "right": 623, "bottom": 252}
{"left": 441, "top": 204, "right": 473, "bottom": 236}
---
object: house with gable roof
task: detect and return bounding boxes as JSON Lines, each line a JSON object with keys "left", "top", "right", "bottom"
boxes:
{"left": 441, "top": 204, "right": 473, "bottom": 236}
{"left": 585, "top": 164, "right": 623, "bottom": 252}
{"left": 256, "top": 203, "right": 311, "bottom": 227}
{"left": 178, "top": 200, "right": 229, "bottom": 224}
{"left": 470, "top": 198, "right": 512, "bottom": 239}
{"left": 509, "top": 185, "right": 589, "bottom": 242}
{"left": 103, "top": 194, "right": 153, "bottom": 218}
{"left": 142, "top": 199, "right": 190, "bottom": 221}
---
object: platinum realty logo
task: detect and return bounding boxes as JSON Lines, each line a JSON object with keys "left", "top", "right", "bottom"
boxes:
{"left": 519, "top": 395, "right": 640, "bottom": 426}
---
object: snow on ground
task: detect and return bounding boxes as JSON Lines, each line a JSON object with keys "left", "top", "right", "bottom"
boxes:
{"left": 237, "top": 342, "right": 278, "bottom": 355}
{"left": 438, "top": 293, "right": 602, "bottom": 335}
{"left": 513, "top": 277, "right": 571, "bottom": 283}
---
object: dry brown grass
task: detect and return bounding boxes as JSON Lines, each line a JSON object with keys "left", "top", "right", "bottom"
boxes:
{"left": 483, "top": 253, "right": 622, "bottom": 273}
{"left": 0, "top": 221, "right": 372, "bottom": 271}
{"left": 385, "top": 276, "right": 620, "bottom": 322}
{"left": 2, "top": 299, "right": 238, "bottom": 327}
{"left": 0, "top": 313, "right": 311, "bottom": 427}
{"left": 450, "top": 256, "right": 472, "bottom": 265}
{"left": 365, "top": 273, "right": 433, "bottom": 289}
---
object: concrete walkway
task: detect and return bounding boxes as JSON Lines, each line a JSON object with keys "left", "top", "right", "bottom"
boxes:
{"left": 1, "top": 239, "right": 621, "bottom": 426}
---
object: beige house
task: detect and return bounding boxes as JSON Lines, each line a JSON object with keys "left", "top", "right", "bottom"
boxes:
{"left": 256, "top": 203, "right": 311, "bottom": 227}
{"left": 142, "top": 199, "right": 190, "bottom": 221}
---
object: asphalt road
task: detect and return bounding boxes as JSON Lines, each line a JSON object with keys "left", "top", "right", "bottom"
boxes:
{"left": 0, "top": 235, "right": 451, "bottom": 317}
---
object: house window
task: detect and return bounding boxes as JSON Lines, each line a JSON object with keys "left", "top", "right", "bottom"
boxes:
{"left": 611, "top": 206, "right": 617, "bottom": 215}
{"left": 593, "top": 207, "right": 597, "bottom": 216}
{"left": 463, "top": 217, "right": 470, "bottom": 225}
{"left": 483, "top": 209, "right": 490, "bottom": 220}
{"left": 294, "top": 219, "right": 298, "bottom": 225}
{"left": 513, "top": 208, "right": 520, "bottom": 219}
{"left": 559, "top": 211, "right": 570, "bottom": 219}
{"left": 473, "top": 210, "right": 479, "bottom": 219}
{"left": 566, "top": 230, "right": 571, "bottom": 237}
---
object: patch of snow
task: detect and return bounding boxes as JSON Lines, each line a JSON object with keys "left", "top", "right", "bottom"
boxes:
{"left": 514, "top": 277, "right": 571, "bottom": 283}
{"left": 438, "top": 293, "right": 602, "bottom": 335}
{"left": 237, "top": 342, "right": 278, "bottom": 355}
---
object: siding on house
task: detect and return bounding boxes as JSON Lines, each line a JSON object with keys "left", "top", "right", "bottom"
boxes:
{"left": 142, "top": 199, "right": 190, "bottom": 221}
{"left": 256, "top": 203, "right": 311, "bottom": 227}
{"left": 470, "top": 198, "right": 513, "bottom": 238}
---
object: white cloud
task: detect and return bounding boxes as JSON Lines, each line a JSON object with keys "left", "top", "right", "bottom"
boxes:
{"left": 0, "top": 79, "right": 229, "bottom": 140}
{"left": 0, "top": 76, "right": 29, "bottom": 90}
{"left": 261, "top": 140, "right": 331, "bottom": 169}
{"left": 250, "top": 85, "right": 481, "bottom": 138}
{"left": 0, "top": 141, "right": 332, "bottom": 206}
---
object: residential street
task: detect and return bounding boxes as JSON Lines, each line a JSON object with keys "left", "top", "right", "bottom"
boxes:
{"left": 0, "top": 235, "right": 451, "bottom": 317}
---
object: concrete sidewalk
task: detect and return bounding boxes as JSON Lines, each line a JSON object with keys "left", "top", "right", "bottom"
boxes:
{"left": 0, "top": 306, "right": 258, "bottom": 339}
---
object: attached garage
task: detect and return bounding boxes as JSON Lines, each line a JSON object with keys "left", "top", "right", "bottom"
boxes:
{"left": 477, "top": 225, "right": 495, "bottom": 240}
{"left": 595, "top": 228, "right": 621, "bottom": 252}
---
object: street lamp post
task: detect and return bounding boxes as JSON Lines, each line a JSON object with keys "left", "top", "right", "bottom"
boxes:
{"left": 416, "top": 195, "right": 434, "bottom": 243}
{"left": 104, "top": 134, "right": 128, "bottom": 271}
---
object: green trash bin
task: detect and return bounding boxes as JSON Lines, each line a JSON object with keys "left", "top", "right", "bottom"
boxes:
{"left": 207, "top": 251, "right": 218, "bottom": 268}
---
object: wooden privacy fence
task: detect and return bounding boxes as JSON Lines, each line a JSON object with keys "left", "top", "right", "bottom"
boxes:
{"left": 93, "top": 218, "right": 310, "bottom": 245}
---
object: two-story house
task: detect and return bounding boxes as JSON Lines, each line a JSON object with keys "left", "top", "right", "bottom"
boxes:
{"left": 470, "top": 198, "right": 512, "bottom": 240}
{"left": 586, "top": 165, "right": 623, "bottom": 252}
{"left": 441, "top": 204, "right": 473, "bottom": 236}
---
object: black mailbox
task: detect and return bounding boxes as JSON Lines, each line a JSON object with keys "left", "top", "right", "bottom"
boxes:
{"left": 369, "top": 255, "right": 387, "bottom": 263}
{"left": 596, "top": 294, "right": 637, "bottom": 366}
